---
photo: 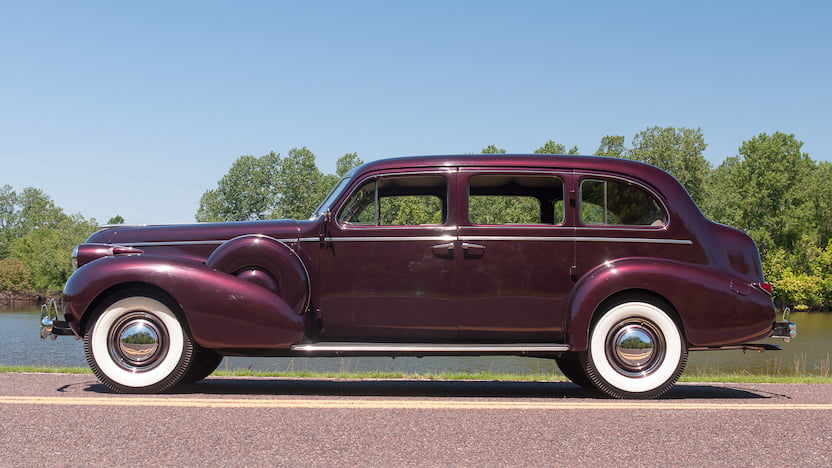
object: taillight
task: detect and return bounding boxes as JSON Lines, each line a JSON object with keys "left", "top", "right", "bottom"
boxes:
{"left": 754, "top": 282, "right": 773, "bottom": 295}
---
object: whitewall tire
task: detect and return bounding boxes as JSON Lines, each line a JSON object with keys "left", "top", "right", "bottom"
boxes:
{"left": 84, "top": 294, "right": 194, "bottom": 393}
{"left": 585, "top": 297, "right": 687, "bottom": 399}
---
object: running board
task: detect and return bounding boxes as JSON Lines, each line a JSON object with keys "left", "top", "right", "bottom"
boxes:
{"left": 689, "top": 343, "right": 782, "bottom": 352}
{"left": 291, "top": 342, "right": 570, "bottom": 355}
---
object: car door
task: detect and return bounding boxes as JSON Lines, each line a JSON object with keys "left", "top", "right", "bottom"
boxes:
{"left": 316, "top": 170, "right": 459, "bottom": 341}
{"left": 455, "top": 169, "right": 575, "bottom": 342}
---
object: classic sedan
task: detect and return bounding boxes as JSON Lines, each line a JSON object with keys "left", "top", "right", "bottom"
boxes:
{"left": 41, "top": 154, "right": 796, "bottom": 398}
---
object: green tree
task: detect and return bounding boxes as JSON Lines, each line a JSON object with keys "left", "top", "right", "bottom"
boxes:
{"left": 107, "top": 215, "right": 125, "bottom": 225}
{"left": 10, "top": 213, "right": 96, "bottom": 291}
{"left": 481, "top": 145, "right": 506, "bottom": 154}
{"left": 626, "top": 127, "right": 710, "bottom": 204}
{"left": 809, "top": 161, "right": 832, "bottom": 248}
{"left": 198, "top": 148, "right": 361, "bottom": 222}
{"left": 336, "top": 152, "right": 364, "bottom": 177}
{"left": 274, "top": 147, "right": 327, "bottom": 220}
{"left": 196, "top": 152, "right": 282, "bottom": 222}
{"left": 0, "top": 257, "right": 34, "bottom": 296}
{"left": 595, "top": 135, "right": 626, "bottom": 157}
{"left": 0, "top": 185, "right": 17, "bottom": 258}
{"left": 729, "top": 132, "right": 813, "bottom": 253}
{"left": 534, "top": 140, "right": 579, "bottom": 155}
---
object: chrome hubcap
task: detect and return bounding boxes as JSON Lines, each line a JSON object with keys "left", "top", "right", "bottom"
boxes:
{"left": 606, "top": 319, "right": 665, "bottom": 377}
{"left": 108, "top": 312, "right": 168, "bottom": 371}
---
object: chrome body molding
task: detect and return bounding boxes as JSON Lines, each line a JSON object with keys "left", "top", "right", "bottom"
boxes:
{"left": 291, "top": 342, "right": 570, "bottom": 353}
{"left": 314, "top": 236, "right": 693, "bottom": 245}
{"left": 123, "top": 240, "right": 228, "bottom": 247}
{"left": 120, "top": 236, "right": 693, "bottom": 246}
{"left": 322, "top": 236, "right": 456, "bottom": 243}
{"left": 573, "top": 236, "right": 692, "bottom": 245}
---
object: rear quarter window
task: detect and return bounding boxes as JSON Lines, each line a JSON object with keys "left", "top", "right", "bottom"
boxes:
{"left": 580, "top": 178, "right": 665, "bottom": 227}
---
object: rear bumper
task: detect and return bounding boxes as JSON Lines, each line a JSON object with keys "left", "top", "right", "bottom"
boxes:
{"left": 770, "top": 321, "right": 797, "bottom": 341}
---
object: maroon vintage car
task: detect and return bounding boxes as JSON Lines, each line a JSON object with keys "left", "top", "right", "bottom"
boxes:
{"left": 40, "top": 155, "right": 796, "bottom": 398}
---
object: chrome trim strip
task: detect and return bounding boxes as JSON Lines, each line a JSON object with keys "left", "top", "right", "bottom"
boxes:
{"left": 461, "top": 236, "right": 692, "bottom": 245}
{"left": 574, "top": 236, "right": 693, "bottom": 245}
{"left": 123, "top": 238, "right": 300, "bottom": 248}
{"left": 123, "top": 240, "right": 227, "bottom": 247}
{"left": 324, "top": 236, "right": 456, "bottom": 243}
{"left": 321, "top": 235, "right": 692, "bottom": 245}
{"left": 460, "top": 236, "right": 572, "bottom": 242}
{"left": 291, "top": 342, "right": 570, "bottom": 353}
{"left": 128, "top": 236, "right": 692, "bottom": 246}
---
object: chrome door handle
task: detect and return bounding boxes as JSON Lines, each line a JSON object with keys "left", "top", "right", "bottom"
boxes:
{"left": 431, "top": 242, "right": 455, "bottom": 255}
{"left": 461, "top": 242, "right": 486, "bottom": 256}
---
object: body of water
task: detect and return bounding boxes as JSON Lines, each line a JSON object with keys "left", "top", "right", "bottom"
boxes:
{"left": 2, "top": 303, "right": 829, "bottom": 376}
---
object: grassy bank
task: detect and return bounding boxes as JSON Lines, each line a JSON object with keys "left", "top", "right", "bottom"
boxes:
{"left": 2, "top": 365, "right": 830, "bottom": 384}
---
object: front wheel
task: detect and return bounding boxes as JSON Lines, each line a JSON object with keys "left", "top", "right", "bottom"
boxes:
{"left": 585, "top": 297, "right": 687, "bottom": 399}
{"left": 84, "top": 294, "right": 195, "bottom": 393}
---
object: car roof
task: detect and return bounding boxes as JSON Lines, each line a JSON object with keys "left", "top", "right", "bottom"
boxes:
{"left": 353, "top": 154, "right": 676, "bottom": 186}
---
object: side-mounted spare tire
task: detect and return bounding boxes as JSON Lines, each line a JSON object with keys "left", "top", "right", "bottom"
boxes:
{"left": 206, "top": 235, "right": 310, "bottom": 315}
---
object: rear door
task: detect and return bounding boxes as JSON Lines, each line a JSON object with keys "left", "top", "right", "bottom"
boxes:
{"left": 455, "top": 169, "right": 575, "bottom": 342}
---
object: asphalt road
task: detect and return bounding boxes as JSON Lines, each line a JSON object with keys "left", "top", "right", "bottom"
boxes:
{"left": 1, "top": 373, "right": 830, "bottom": 467}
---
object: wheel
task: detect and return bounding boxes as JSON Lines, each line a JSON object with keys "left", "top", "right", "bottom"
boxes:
{"left": 585, "top": 297, "right": 687, "bottom": 399}
{"left": 84, "top": 293, "right": 195, "bottom": 393}
{"left": 180, "top": 348, "right": 223, "bottom": 384}
{"left": 555, "top": 353, "right": 592, "bottom": 388}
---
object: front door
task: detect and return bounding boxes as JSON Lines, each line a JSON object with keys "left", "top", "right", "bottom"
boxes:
{"left": 317, "top": 170, "right": 458, "bottom": 341}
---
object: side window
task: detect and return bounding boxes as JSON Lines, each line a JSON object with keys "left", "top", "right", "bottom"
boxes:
{"left": 468, "top": 174, "right": 564, "bottom": 225}
{"left": 580, "top": 178, "right": 665, "bottom": 226}
{"left": 338, "top": 175, "right": 446, "bottom": 226}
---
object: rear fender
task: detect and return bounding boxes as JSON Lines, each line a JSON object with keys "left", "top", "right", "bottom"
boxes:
{"left": 63, "top": 255, "right": 305, "bottom": 349}
{"left": 565, "top": 258, "right": 775, "bottom": 351}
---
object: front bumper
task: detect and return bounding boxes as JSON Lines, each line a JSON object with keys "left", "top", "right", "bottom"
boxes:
{"left": 39, "top": 299, "right": 78, "bottom": 340}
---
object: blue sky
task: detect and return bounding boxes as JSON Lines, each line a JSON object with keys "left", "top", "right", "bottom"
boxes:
{"left": 2, "top": 1, "right": 829, "bottom": 224}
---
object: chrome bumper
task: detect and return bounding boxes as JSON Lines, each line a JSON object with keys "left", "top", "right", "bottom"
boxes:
{"left": 770, "top": 321, "right": 797, "bottom": 342}
{"left": 769, "top": 308, "right": 797, "bottom": 342}
{"left": 39, "top": 299, "right": 78, "bottom": 340}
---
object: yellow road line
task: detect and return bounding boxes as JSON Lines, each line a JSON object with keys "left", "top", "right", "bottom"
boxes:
{"left": 1, "top": 396, "right": 830, "bottom": 410}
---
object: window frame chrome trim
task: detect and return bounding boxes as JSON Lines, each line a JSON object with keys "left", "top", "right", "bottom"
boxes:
{"left": 333, "top": 169, "right": 455, "bottom": 230}
{"left": 574, "top": 170, "right": 671, "bottom": 229}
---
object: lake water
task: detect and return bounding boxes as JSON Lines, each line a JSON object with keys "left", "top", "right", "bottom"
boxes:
{"left": 2, "top": 303, "right": 830, "bottom": 376}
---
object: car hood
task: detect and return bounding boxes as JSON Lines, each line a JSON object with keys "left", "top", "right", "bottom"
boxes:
{"left": 87, "top": 219, "right": 303, "bottom": 246}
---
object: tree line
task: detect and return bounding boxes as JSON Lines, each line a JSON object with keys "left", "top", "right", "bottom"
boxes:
{"left": 1, "top": 127, "right": 830, "bottom": 310}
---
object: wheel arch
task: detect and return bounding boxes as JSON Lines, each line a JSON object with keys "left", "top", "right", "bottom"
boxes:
{"left": 591, "top": 289, "right": 683, "bottom": 331}
{"left": 565, "top": 258, "right": 715, "bottom": 351}
{"left": 79, "top": 281, "right": 188, "bottom": 337}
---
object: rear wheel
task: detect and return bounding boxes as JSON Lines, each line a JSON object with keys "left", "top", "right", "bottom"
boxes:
{"left": 84, "top": 294, "right": 194, "bottom": 393}
{"left": 181, "top": 348, "right": 223, "bottom": 384}
{"left": 585, "top": 297, "right": 687, "bottom": 399}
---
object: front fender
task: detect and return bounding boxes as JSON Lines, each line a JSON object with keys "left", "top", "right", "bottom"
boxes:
{"left": 565, "top": 258, "right": 775, "bottom": 351}
{"left": 63, "top": 255, "right": 305, "bottom": 349}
